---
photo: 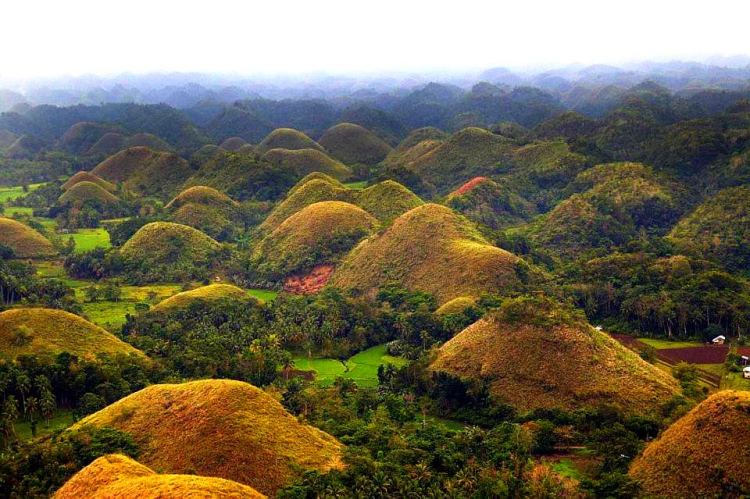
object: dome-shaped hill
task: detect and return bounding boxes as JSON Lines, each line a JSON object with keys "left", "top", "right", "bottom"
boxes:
{"left": 85, "top": 132, "right": 126, "bottom": 156}
{"left": 0, "top": 217, "right": 55, "bottom": 258}
{"left": 0, "top": 129, "right": 18, "bottom": 149}
{"left": 54, "top": 454, "right": 265, "bottom": 499}
{"left": 262, "top": 147, "right": 352, "bottom": 180}
{"left": 120, "top": 222, "right": 221, "bottom": 272}
{"left": 165, "top": 185, "right": 238, "bottom": 211}
{"left": 435, "top": 296, "right": 477, "bottom": 315}
{"left": 61, "top": 122, "right": 118, "bottom": 154}
{"left": 331, "top": 204, "right": 528, "bottom": 304}
{"left": 58, "top": 181, "right": 119, "bottom": 205}
{"left": 71, "top": 379, "right": 343, "bottom": 495}
{"left": 219, "top": 136, "right": 248, "bottom": 151}
{"left": 151, "top": 284, "right": 252, "bottom": 313}
{"left": 383, "top": 139, "right": 445, "bottom": 168}
{"left": 286, "top": 172, "right": 346, "bottom": 196}
{"left": 170, "top": 203, "right": 233, "bottom": 239}
{"left": 91, "top": 146, "right": 192, "bottom": 199}
{"left": 393, "top": 127, "right": 448, "bottom": 153}
{"left": 431, "top": 296, "right": 679, "bottom": 414}
{"left": 257, "top": 128, "right": 323, "bottom": 154}
{"left": 407, "top": 127, "right": 517, "bottom": 193}
{"left": 6, "top": 135, "right": 45, "bottom": 159}
{"left": 0, "top": 308, "right": 143, "bottom": 360}
{"left": 237, "top": 143, "right": 257, "bottom": 156}
{"left": 253, "top": 201, "right": 378, "bottom": 277}
{"left": 668, "top": 185, "right": 750, "bottom": 270}
{"left": 62, "top": 171, "right": 116, "bottom": 192}
{"left": 125, "top": 132, "right": 171, "bottom": 152}
{"left": 630, "top": 390, "right": 750, "bottom": 497}
{"left": 446, "top": 177, "right": 535, "bottom": 229}
{"left": 318, "top": 123, "right": 392, "bottom": 165}
{"left": 258, "top": 178, "right": 353, "bottom": 234}
{"left": 356, "top": 180, "right": 424, "bottom": 222}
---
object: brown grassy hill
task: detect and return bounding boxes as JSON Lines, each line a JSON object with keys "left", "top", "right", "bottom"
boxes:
{"left": 356, "top": 180, "right": 424, "bottom": 222}
{"left": 62, "top": 171, "right": 116, "bottom": 192}
{"left": 407, "top": 127, "right": 517, "bottom": 193}
{"left": 257, "top": 128, "right": 323, "bottom": 154}
{"left": 58, "top": 181, "right": 119, "bottom": 205}
{"left": 86, "top": 132, "right": 126, "bottom": 156}
{"left": 60, "top": 122, "right": 118, "bottom": 154}
{"left": 318, "top": 123, "right": 392, "bottom": 165}
{"left": 394, "top": 127, "right": 448, "bottom": 153}
{"left": 431, "top": 296, "right": 679, "bottom": 414}
{"left": 262, "top": 147, "right": 352, "bottom": 180}
{"left": 446, "top": 176, "right": 535, "bottom": 230}
{"left": 219, "top": 136, "right": 249, "bottom": 151}
{"left": 383, "top": 127, "right": 448, "bottom": 167}
{"left": 151, "top": 284, "right": 252, "bottom": 313}
{"left": 435, "top": 296, "right": 477, "bottom": 315}
{"left": 6, "top": 135, "right": 45, "bottom": 159}
{"left": 331, "top": 204, "right": 527, "bottom": 304}
{"left": 630, "top": 390, "right": 750, "bottom": 498}
{"left": 286, "top": 172, "right": 346, "bottom": 196}
{"left": 165, "top": 185, "right": 238, "bottom": 211}
{"left": 91, "top": 146, "right": 192, "bottom": 198}
{"left": 0, "top": 308, "right": 143, "bottom": 360}
{"left": 170, "top": 203, "right": 232, "bottom": 238}
{"left": 54, "top": 454, "right": 265, "bottom": 499}
{"left": 125, "top": 132, "right": 171, "bottom": 151}
{"left": 0, "top": 217, "right": 55, "bottom": 258}
{"left": 253, "top": 201, "right": 377, "bottom": 277}
{"left": 120, "top": 222, "right": 221, "bottom": 272}
{"left": 71, "top": 379, "right": 343, "bottom": 495}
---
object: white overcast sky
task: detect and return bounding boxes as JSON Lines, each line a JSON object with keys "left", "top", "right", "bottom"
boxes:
{"left": 2, "top": 0, "right": 749, "bottom": 78}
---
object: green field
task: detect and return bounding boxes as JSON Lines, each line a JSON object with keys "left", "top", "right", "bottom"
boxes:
{"left": 293, "top": 344, "right": 407, "bottom": 387}
{"left": 68, "top": 227, "right": 111, "bottom": 252}
{"left": 0, "top": 183, "right": 44, "bottom": 203}
{"left": 2, "top": 206, "right": 34, "bottom": 216}
{"left": 247, "top": 288, "right": 279, "bottom": 302}
{"left": 551, "top": 458, "right": 583, "bottom": 481}
{"left": 14, "top": 409, "right": 75, "bottom": 441}
{"left": 638, "top": 338, "right": 703, "bottom": 349}
{"left": 344, "top": 180, "right": 368, "bottom": 190}
{"left": 722, "top": 372, "right": 750, "bottom": 390}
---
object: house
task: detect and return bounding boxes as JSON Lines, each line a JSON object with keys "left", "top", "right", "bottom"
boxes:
{"left": 741, "top": 355, "right": 750, "bottom": 366}
{"left": 743, "top": 366, "right": 750, "bottom": 379}
{"left": 712, "top": 335, "right": 726, "bottom": 345}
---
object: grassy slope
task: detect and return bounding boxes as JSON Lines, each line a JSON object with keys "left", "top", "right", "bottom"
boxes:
{"left": 58, "top": 181, "right": 119, "bottom": 205}
{"left": 165, "top": 185, "right": 237, "bottom": 211}
{"left": 120, "top": 222, "right": 220, "bottom": 264}
{"left": 72, "top": 379, "right": 343, "bottom": 495}
{"left": 150, "top": 284, "right": 252, "bottom": 312}
{"left": 0, "top": 308, "right": 143, "bottom": 360}
{"left": 356, "top": 180, "right": 424, "bottom": 223}
{"left": 62, "top": 171, "right": 116, "bottom": 192}
{"left": 292, "top": 344, "right": 407, "bottom": 387}
{"left": 257, "top": 128, "right": 324, "bottom": 154}
{"left": 318, "top": 123, "right": 392, "bottom": 165}
{"left": 262, "top": 148, "right": 352, "bottom": 180}
{"left": 0, "top": 217, "right": 56, "bottom": 257}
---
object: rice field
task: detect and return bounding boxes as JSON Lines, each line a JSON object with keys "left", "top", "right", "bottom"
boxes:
{"left": 292, "top": 344, "right": 407, "bottom": 387}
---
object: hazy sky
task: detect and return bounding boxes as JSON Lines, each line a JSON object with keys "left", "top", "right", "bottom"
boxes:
{"left": 2, "top": 0, "right": 749, "bottom": 79}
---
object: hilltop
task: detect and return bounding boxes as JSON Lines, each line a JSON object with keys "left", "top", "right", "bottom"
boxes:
{"left": 0, "top": 217, "right": 56, "bottom": 258}
{"left": 257, "top": 128, "right": 323, "bottom": 154}
{"left": 356, "top": 180, "right": 424, "bottom": 222}
{"left": 165, "top": 186, "right": 239, "bottom": 238}
{"left": 383, "top": 126, "right": 447, "bottom": 167}
{"left": 431, "top": 296, "right": 679, "bottom": 414}
{"left": 87, "top": 131, "right": 171, "bottom": 156}
{"left": 446, "top": 176, "right": 535, "bottom": 229}
{"left": 253, "top": 201, "right": 377, "bottom": 277}
{"left": 91, "top": 146, "right": 192, "bottom": 198}
{"left": 218, "top": 136, "right": 249, "bottom": 151}
{"left": 318, "top": 123, "right": 392, "bottom": 165}
{"left": 62, "top": 171, "right": 116, "bottom": 192}
{"left": 0, "top": 308, "right": 143, "bottom": 360}
{"left": 58, "top": 181, "right": 120, "bottom": 205}
{"left": 262, "top": 147, "right": 352, "bottom": 180}
{"left": 630, "top": 390, "right": 750, "bottom": 497}
{"left": 60, "top": 122, "right": 119, "bottom": 154}
{"left": 72, "top": 379, "right": 343, "bottom": 495}
{"left": 331, "top": 204, "right": 528, "bottom": 304}
{"left": 54, "top": 454, "right": 265, "bottom": 499}
{"left": 165, "top": 185, "right": 238, "bottom": 211}
{"left": 151, "top": 284, "right": 253, "bottom": 313}
{"left": 668, "top": 185, "right": 750, "bottom": 270}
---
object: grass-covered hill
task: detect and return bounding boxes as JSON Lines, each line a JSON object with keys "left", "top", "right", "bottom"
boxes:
{"left": 165, "top": 187, "right": 239, "bottom": 237}
{"left": 404, "top": 127, "right": 517, "bottom": 193}
{"left": 218, "top": 136, "right": 249, "bottom": 151}
{"left": 356, "top": 180, "right": 424, "bottom": 222}
{"left": 62, "top": 171, "right": 116, "bottom": 192}
{"left": 5, "top": 134, "right": 46, "bottom": 159}
{"left": 252, "top": 201, "right": 378, "bottom": 277}
{"left": 431, "top": 295, "right": 679, "bottom": 414}
{"left": 262, "top": 147, "right": 352, "bottom": 180}
{"left": 445, "top": 176, "right": 535, "bottom": 229}
{"left": 120, "top": 222, "right": 221, "bottom": 280}
{"left": 434, "top": 296, "right": 477, "bottom": 315}
{"left": 0, "top": 128, "right": 19, "bottom": 149}
{"left": 668, "top": 185, "right": 750, "bottom": 270}
{"left": 150, "top": 284, "right": 253, "bottom": 313}
{"left": 87, "top": 131, "right": 172, "bottom": 156}
{"left": 58, "top": 181, "right": 120, "bottom": 206}
{"left": 331, "top": 204, "right": 528, "bottom": 304}
{"left": 629, "top": 390, "right": 750, "bottom": 498}
{"left": 165, "top": 185, "right": 238, "bottom": 211}
{"left": 60, "top": 121, "right": 120, "bottom": 154}
{"left": 383, "top": 126, "right": 448, "bottom": 166}
{"left": 0, "top": 217, "right": 56, "bottom": 258}
{"left": 91, "top": 146, "right": 192, "bottom": 199}
{"left": 318, "top": 123, "right": 392, "bottom": 165}
{"left": 54, "top": 454, "right": 265, "bottom": 499}
{"left": 71, "top": 379, "right": 343, "bottom": 495}
{"left": 257, "top": 128, "right": 323, "bottom": 154}
{"left": 0, "top": 308, "right": 143, "bottom": 360}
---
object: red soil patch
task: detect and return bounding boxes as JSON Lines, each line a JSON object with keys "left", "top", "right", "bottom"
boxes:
{"left": 449, "top": 176, "right": 490, "bottom": 197}
{"left": 283, "top": 264, "right": 334, "bottom": 294}
{"left": 658, "top": 346, "right": 729, "bottom": 364}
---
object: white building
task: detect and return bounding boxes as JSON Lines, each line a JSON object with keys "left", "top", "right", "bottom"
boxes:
{"left": 712, "top": 335, "right": 726, "bottom": 345}
{"left": 743, "top": 366, "right": 750, "bottom": 379}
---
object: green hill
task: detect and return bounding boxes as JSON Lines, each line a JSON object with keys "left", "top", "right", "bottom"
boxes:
{"left": 262, "top": 148, "right": 352, "bottom": 180}
{"left": 150, "top": 284, "right": 253, "bottom": 313}
{"left": 62, "top": 171, "right": 116, "bottom": 192}
{"left": 60, "top": 122, "right": 119, "bottom": 154}
{"left": 165, "top": 185, "right": 238, "bottom": 211}
{"left": 668, "top": 185, "right": 750, "bottom": 270}
{"left": 257, "top": 128, "right": 323, "bottom": 154}
{"left": 170, "top": 203, "right": 233, "bottom": 239}
{"left": 54, "top": 454, "right": 265, "bottom": 499}
{"left": 91, "top": 146, "right": 192, "bottom": 199}
{"left": 87, "top": 132, "right": 172, "bottom": 157}
{"left": 356, "top": 180, "right": 424, "bottom": 222}
{"left": 445, "top": 176, "right": 535, "bottom": 229}
{"left": 630, "top": 390, "right": 750, "bottom": 498}
{"left": 0, "top": 308, "right": 143, "bottom": 360}
{"left": 0, "top": 217, "right": 56, "bottom": 258}
{"left": 58, "top": 181, "right": 119, "bottom": 205}
{"left": 331, "top": 204, "right": 528, "bottom": 304}
{"left": 383, "top": 127, "right": 448, "bottom": 167}
{"left": 431, "top": 295, "right": 679, "bottom": 414}
{"left": 253, "top": 201, "right": 377, "bottom": 277}
{"left": 71, "top": 379, "right": 343, "bottom": 495}
{"left": 218, "top": 136, "right": 249, "bottom": 151}
{"left": 318, "top": 123, "right": 392, "bottom": 165}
